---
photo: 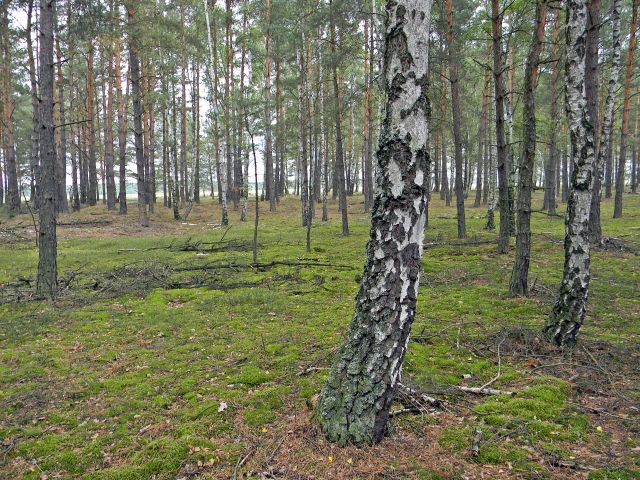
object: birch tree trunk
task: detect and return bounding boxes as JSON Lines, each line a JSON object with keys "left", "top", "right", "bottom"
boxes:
{"left": 36, "top": 0, "right": 58, "bottom": 298}
{"left": 544, "top": 0, "right": 596, "bottom": 346}
{"left": 317, "top": 0, "right": 432, "bottom": 446}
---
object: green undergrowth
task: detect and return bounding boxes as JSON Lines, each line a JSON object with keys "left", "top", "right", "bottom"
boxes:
{"left": 0, "top": 192, "right": 638, "bottom": 479}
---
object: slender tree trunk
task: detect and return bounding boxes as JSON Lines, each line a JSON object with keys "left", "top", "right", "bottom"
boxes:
{"left": 148, "top": 62, "right": 156, "bottom": 210}
{"left": 26, "top": 0, "right": 40, "bottom": 209}
{"left": 180, "top": 11, "right": 188, "bottom": 204}
{"left": 127, "top": 3, "right": 149, "bottom": 227}
{"left": 613, "top": 0, "right": 638, "bottom": 218}
{"left": 586, "top": 0, "right": 602, "bottom": 237}
{"left": 115, "top": 37, "right": 128, "bottom": 214}
{"left": 103, "top": 37, "right": 116, "bottom": 210}
{"left": 492, "top": 0, "right": 511, "bottom": 253}
{"left": 590, "top": 0, "right": 622, "bottom": 239}
{"left": 329, "top": 9, "right": 349, "bottom": 236}
{"left": 171, "top": 83, "right": 181, "bottom": 220}
{"left": 36, "top": 0, "right": 58, "bottom": 298}
{"left": 225, "top": 0, "right": 234, "bottom": 207}
{"left": 445, "top": 0, "right": 465, "bottom": 238}
{"left": 264, "top": 0, "right": 276, "bottom": 212}
{"left": 298, "top": 48, "right": 309, "bottom": 227}
{"left": 545, "top": 7, "right": 562, "bottom": 217}
{"left": 192, "top": 60, "right": 200, "bottom": 204}
{"left": 86, "top": 45, "right": 98, "bottom": 206}
{"left": 509, "top": 0, "right": 547, "bottom": 296}
{"left": 475, "top": 67, "right": 489, "bottom": 208}
{"left": 69, "top": 65, "right": 81, "bottom": 212}
{"left": 317, "top": 0, "right": 432, "bottom": 445}
{"left": 544, "top": 0, "right": 596, "bottom": 346}
{"left": 0, "top": 0, "right": 20, "bottom": 214}
{"left": 632, "top": 91, "right": 639, "bottom": 194}
{"left": 54, "top": 15, "right": 68, "bottom": 213}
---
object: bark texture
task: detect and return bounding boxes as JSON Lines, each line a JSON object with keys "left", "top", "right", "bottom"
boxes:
{"left": 613, "top": 0, "right": 638, "bottom": 218}
{"left": 317, "top": 0, "right": 432, "bottom": 446}
{"left": 509, "top": 0, "right": 547, "bottom": 296}
{"left": 589, "top": 0, "right": 622, "bottom": 239}
{"left": 491, "top": 0, "right": 510, "bottom": 253}
{"left": 36, "top": 0, "right": 58, "bottom": 298}
{"left": 544, "top": 0, "right": 596, "bottom": 346}
{"left": 445, "top": 0, "right": 466, "bottom": 238}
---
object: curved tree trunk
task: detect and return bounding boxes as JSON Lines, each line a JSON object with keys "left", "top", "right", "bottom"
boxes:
{"left": 544, "top": 0, "right": 596, "bottom": 346}
{"left": 509, "top": 0, "right": 547, "bottom": 296}
{"left": 317, "top": 0, "right": 432, "bottom": 446}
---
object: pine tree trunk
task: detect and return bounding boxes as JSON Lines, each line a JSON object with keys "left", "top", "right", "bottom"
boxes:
{"left": 86, "top": 45, "right": 98, "bottom": 206}
{"left": 474, "top": 68, "right": 489, "bottom": 208}
{"left": 491, "top": 0, "right": 510, "bottom": 253}
{"left": 590, "top": 0, "right": 622, "bottom": 239}
{"left": 26, "top": 0, "right": 40, "bottom": 209}
{"left": 36, "top": 0, "right": 58, "bottom": 298}
{"left": 55, "top": 16, "right": 68, "bottom": 213}
{"left": 0, "top": 0, "right": 20, "bottom": 214}
{"left": 544, "top": 0, "right": 596, "bottom": 346}
{"left": 317, "top": 0, "right": 432, "bottom": 445}
{"left": 632, "top": 93, "right": 639, "bottom": 194}
{"left": 104, "top": 37, "right": 117, "bottom": 210}
{"left": 171, "top": 84, "right": 181, "bottom": 220}
{"left": 509, "top": 0, "right": 547, "bottom": 296}
{"left": 225, "top": 0, "right": 234, "bottom": 207}
{"left": 613, "top": 0, "right": 638, "bottom": 218}
{"left": 445, "top": 0, "right": 465, "bottom": 238}
{"left": 264, "top": 0, "right": 275, "bottom": 212}
{"left": 545, "top": 8, "right": 561, "bottom": 217}
{"left": 127, "top": 3, "right": 149, "bottom": 227}
{"left": 115, "top": 37, "right": 128, "bottom": 214}
{"left": 329, "top": 13, "right": 349, "bottom": 237}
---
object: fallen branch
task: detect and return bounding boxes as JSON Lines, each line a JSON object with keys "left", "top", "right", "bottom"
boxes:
{"left": 174, "top": 260, "right": 355, "bottom": 272}
{"left": 470, "top": 428, "right": 483, "bottom": 456}
{"left": 396, "top": 382, "right": 443, "bottom": 409}
{"left": 57, "top": 219, "right": 112, "bottom": 227}
{"left": 478, "top": 337, "right": 504, "bottom": 390}
{"left": 233, "top": 446, "right": 256, "bottom": 480}
{"left": 452, "top": 386, "right": 515, "bottom": 396}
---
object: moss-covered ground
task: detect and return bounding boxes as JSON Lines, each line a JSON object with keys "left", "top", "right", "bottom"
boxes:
{"left": 0, "top": 192, "right": 638, "bottom": 479}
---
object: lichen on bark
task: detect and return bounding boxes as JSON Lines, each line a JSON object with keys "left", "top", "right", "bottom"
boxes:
{"left": 316, "top": 0, "right": 432, "bottom": 446}
{"left": 544, "top": 0, "right": 596, "bottom": 347}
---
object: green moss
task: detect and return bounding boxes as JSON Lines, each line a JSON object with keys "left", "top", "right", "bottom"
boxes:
{"left": 1, "top": 193, "right": 638, "bottom": 478}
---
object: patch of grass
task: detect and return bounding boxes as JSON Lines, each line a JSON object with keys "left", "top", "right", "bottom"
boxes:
{"left": 1, "top": 193, "right": 638, "bottom": 479}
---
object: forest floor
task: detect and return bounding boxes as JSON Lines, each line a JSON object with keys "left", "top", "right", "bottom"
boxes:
{"left": 0, "top": 192, "right": 639, "bottom": 480}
